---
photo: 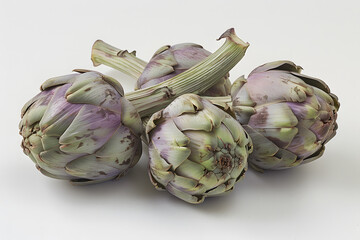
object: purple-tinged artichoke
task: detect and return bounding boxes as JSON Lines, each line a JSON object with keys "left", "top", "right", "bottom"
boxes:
{"left": 231, "top": 61, "right": 339, "bottom": 171}
{"left": 146, "top": 94, "right": 252, "bottom": 204}
{"left": 136, "top": 43, "right": 231, "bottom": 96}
{"left": 19, "top": 71, "right": 143, "bottom": 184}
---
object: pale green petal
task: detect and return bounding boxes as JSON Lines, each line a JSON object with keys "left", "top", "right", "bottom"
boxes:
{"left": 254, "top": 127, "right": 298, "bottom": 148}
{"left": 198, "top": 172, "right": 218, "bottom": 190}
{"left": 232, "top": 80, "right": 255, "bottom": 107}
{"left": 213, "top": 124, "right": 237, "bottom": 150}
{"left": 22, "top": 105, "right": 47, "bottom": 127}
{"left": 231, "top": 76, "right": 247, "bottom": 99}
{"left": 233, "top": 105, "right": 257, "bottom": 125}
{"left": 162, "top": 94, "right": 203, "bottom": 118}
{"left": 41, "top": 135, "right": 59, "bottom": 151}
{"left": 120, "top": 98, "right": 143, "bottom": 135}
{"left": 182, "top": 130, "right": 216, "bottom": 163}
{"left": 302, "top": 146, "right": 325, "bottom": 164}
{"left": 95, "top": 125, "right": 142, "bottom": 168}
{"left": 176, "top": 160, "right": 205, "bottom": 181}
{"left": 37, "top": 167, "right": 74, "bottom": 180}
{"left": 286, "top": 126, "right": 321, "bottom": 158}
{"left": 59, "top": 105, "right": 119, "bottom": 154}
{"left": 28, "top": 134, "right": 43, "bottom": 155}
{"left": 170, "top": 175, "right": 206, "bottom": 195}
{"left": 150, "top": 168, "right": 175, "bottom": 187}
{"left": 39, "top": 148, "right": 84, "bottom": 168}
{"left": 150, "top": 120, "right": 190, "bottom": 169}
{"left": 205, "top": 183, "right": 227, "bottom": 196}
{"left": 244, "top": 126, "right": 279, "bottom": 157}
{"left": 271, "top": 149, "right": 299, "bottom": 169}
{"left": 33, "top": 153, "right": 72, "bottom": 179}
{"left": 166, "top": 183, "right": 205, "bottom": 204}
{"left": 40, "top": 73, "right": 79, "bottom": 90}
{"left": 173, "top": 111, "right": 213, "bottom": 132}
{"left": 66, "top": 72, "right": 123, "bottom": 112}
{"left": 230, "top": 163, "right": 247, "bottom": 179}
{"left": 200, "top": 156, "right": 217, "bottom": 171}
{"left": 250, "top": 61, "right": 301, "bottom": 74}
{"left": 249, "top": 155, "right": 282, "bottom": 169}
{"left": 148, "top": 142, "right": 172, "bottom": 171}
{"left": 65, "top": 155, "right": 120, "bottom": 180}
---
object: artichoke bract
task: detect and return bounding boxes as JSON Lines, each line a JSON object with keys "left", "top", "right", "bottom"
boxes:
{"left": 19, "top": 71, "right": 143, "bottom": 184}
{"left": 146, "top": 94, "right": 252, "bottom": 204}
{"left": 231, "top": 61, "right": 339, "bottom": 171}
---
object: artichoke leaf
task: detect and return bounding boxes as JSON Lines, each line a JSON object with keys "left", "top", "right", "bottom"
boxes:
{"left": 286, "top": 126, "right": 321, "bottom": 158}
{"left": 40, "top": 85, "right": 82, "bottom": 135}
{"left": 170, "top": 175, "right": 206, "bottom": 195}
{"left": 166, "top": 183, "right": 205, "bottom": 204}
{"left": 249, "top": 61, "right": 301, "bottom": 75}
{"left": 66, "top": 73, "right": 122, "bottom": 112}
{"left": 150, "top": 168, "right": 175, "bottom": 186}
{"left": 253, "top": 127, "right": 298, "bottom": 149}
{"left": 40, "top": 73, "right": 79, "bottom": 91}
{"left": 198, "top": 171, "right": 219, "bottom": 189}
{"left": 250, "top": 102, "right": 298, "bottom": 128}
{"left": 65, "top": 154, "right": 120, "bottom": 180}
{"left": 182, "top": 130, "right": 217, "bottom": 163}
{"left": 162, "top": 94, "right": 204, "bottom": 118}
{"left": 205, "top": 183, "right": 228, "bottom": 196}
{"left": 39, "top": 148, "right": 84, "bottom": 168}
{"left": 244, "top": 126, "right": 279, "bottom": 157}
{"left": 59, "top": 105, "right": 120, "bottom": 154}
{"left": 175, "top": 159, "right": 206, "bottom": 181}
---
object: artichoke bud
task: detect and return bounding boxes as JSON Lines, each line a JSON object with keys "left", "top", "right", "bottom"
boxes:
{"left": 146, "top": 94, "right": 252, "bottom": 204}
{"left": 137, "top": 43, "right": 231, "bottom": 96}
{"left": 19, "top": 71, "right": 143, "bottom": 184}
{"left": 231, "top": 61, "right": 339, "bottom": 171}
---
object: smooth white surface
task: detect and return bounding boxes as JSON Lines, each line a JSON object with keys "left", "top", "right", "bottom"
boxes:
{"left": 1, "top": 0, "right": 359, "bottom": 239}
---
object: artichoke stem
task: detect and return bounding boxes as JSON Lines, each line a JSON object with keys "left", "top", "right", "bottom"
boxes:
{"left": 91, "top": 40, "right": 147, "bottom": 79}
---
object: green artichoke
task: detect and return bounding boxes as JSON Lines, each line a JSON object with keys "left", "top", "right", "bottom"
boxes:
{"left": 146, "top": 94, "right": 252, "bottom": 204}
{"left": 136, "top": 43, "right": 231, "bottom": 96}
{"left": 19, "top": 71, "right": 143, "bottom": 184}
{"left": 231, "top": 61, "right": 339, "bottom": 170}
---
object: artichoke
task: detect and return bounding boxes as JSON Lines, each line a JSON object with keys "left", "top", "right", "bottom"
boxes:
{"left": 19, "top": 71, "right": 143, "bottom": 184}
{"left": 146, "top": 94, "right": 252, "bottom": 204}
{"left": 136, "top": 43, "right": 231, "bottom": 96}
{"left": 231, "top": 61, "right": 339, "bottom": 171}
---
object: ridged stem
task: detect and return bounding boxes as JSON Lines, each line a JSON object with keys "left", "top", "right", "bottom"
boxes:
{"left": 125, "top": 28, "right": 249, "bottom": 117}
{"left": 91, "top": 40, "right": 147, "bottom": 79}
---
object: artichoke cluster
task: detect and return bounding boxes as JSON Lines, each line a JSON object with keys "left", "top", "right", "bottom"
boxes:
{"left": 20, "top": 28, "right": 339, "bottom": 204}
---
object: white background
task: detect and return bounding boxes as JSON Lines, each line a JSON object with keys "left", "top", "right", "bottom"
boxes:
{"left": 1, "top": 0, "right": 359, "bottom": 239}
